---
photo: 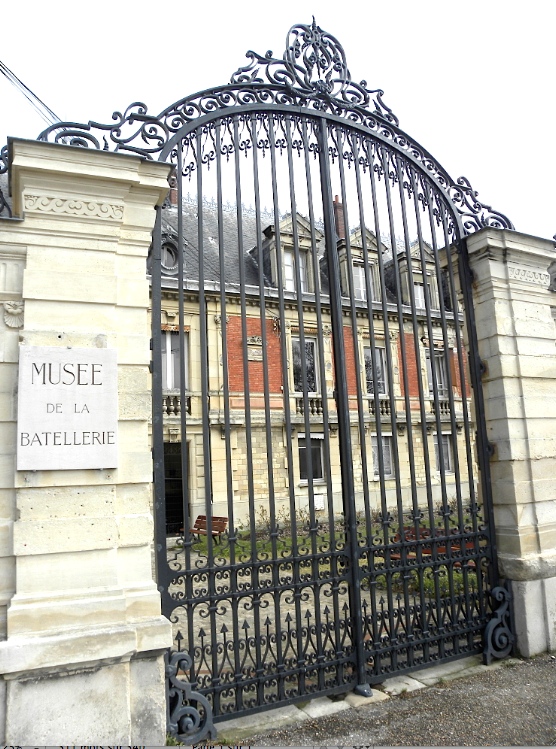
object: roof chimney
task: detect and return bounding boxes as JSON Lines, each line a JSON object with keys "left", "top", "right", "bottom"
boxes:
{"left": 168, "top": 174, "right": 178, "bottom": 206}
{"left": 333, "top": 195, "right": 345, "bottom": 240}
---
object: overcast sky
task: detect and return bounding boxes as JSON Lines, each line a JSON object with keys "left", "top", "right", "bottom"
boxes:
{"left": 2, "top": 0, "right": 553, "bottom": 240}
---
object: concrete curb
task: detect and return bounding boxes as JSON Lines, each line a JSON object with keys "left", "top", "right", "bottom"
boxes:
{"left": 215, "top": 654, "right": 523, "bottom": 743}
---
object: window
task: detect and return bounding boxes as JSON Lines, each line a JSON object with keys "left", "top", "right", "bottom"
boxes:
{"left": 299, "top": 433, "right": 324, "bottom": 481}
{"left": 161, "top": 242, "right": 178, "bottom": 274}
{"left": 413, "top": 282, "right": 426, "bottom": 308}
{"left": 434, "top": 433, "right": 453, "bottom": 472}
{"left": 353, "top": 263, "right": 367, "bottom": 301}
{"left": 161, "top": 330, "right": 188, "bottom": 390}
{"left": 292, "top": 338, "right": 319, "bottom": 393}
{"left": 413, "top": 280, "right": 436, "bottom": 309}
{"left": 426, "top": 349, "right": 448, "bottom": 397}
{"left": 284, "top": 249, "right": 309, "bottom": 293}
{"left": 372, "top": 435, "right": 393, "bottom": 477}
{"left": 364, "top": 346, "right": 388, "bottom": 396}
{"left": 352, "top": 261, "right": 379, "bottom": 302}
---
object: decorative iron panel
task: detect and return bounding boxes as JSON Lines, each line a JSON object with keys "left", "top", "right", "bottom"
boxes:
{"left": 149, "top": 59, "right": 513, "bottom": 735}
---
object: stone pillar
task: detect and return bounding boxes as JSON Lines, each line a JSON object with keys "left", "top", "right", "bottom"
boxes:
{"left": 466, "top": 227, "right": 556, "bottom": 656}
{"left": 0, "top": 139, "right": 173, "bottom": 743}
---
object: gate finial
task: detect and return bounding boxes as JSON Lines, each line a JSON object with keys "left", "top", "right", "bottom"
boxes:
{"left": 230, "top": 19, "right": 399, "bottom": 126}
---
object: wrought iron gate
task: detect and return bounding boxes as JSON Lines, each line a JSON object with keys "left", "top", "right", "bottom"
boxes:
{"left": 34, "top": 19, "right": 515, "bottom": 743}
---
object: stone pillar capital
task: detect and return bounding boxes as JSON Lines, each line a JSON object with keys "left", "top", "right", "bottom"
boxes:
{"left": 8, "top": 137, "right": 172, "bottom": 219}
{"left": 466, "top": 227, "right": 555, "bottom": 301}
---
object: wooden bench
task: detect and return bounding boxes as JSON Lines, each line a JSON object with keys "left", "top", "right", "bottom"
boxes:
{"left": 389, "top": 526, "right": 477, "bottom": 566}
{"left": 191, "top": 514, "right": 228, "bottom": 544}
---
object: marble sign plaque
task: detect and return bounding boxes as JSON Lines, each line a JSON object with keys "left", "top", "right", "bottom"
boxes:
{"left": 17, "top": 346, "right": 118, "bottom": 470}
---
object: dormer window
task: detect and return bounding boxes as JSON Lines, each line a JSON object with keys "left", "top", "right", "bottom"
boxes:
{"left": 284, "top": 248, "right": 309, "bottom": 293}
{"left": 161, "top": 241, "right": 179, "bottom": 275}
{"left": 353, "top": 262, "right": 367, "bottom": 300}
{"left": 348, "top": 259, "right": 379, "bottom": 302}
{"left": 413, "top": 282, "right": 426, "bottom": 308}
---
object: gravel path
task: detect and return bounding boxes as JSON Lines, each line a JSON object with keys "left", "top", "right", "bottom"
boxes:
{"left": 244, "top": 655, "right": 556, "bottom": 746}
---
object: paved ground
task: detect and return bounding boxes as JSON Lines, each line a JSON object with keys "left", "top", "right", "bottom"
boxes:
{"left": 214, "top": 653, "right": 556, "bottom": 746}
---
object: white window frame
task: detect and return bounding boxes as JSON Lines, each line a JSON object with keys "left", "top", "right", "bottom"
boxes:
{"left": 353, "top": 262, "right": 367, "bottom": 301}
{"left": 371, "top": 434, "right": 393, "bottom": 478}
{"left": 413, "top": 282, "right": 426, "bottom": 308}
{"left": 292, "top": 336, "right": 319, "bottom": 394}
{"left": 433, "top": 433, "right": 454, "bottom": 473}
{"left": 364, "top": 345, "right": 388, "bottom": 396}
{"left": 284, "top": 248, "right": 309, "bottom": 293}
{"left": 161, "top": 330, "right": 189, "bottom": 391}
{"left": 298, "top": 432, "right": 325, "bottom": 483}
{"left": 426, "top": 348, "right": 449, "bottom": 397}
{"left": 352, "top": 261, "right": 379, "bottom": 302}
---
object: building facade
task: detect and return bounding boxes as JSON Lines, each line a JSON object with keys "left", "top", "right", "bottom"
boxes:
{"left": 155, "top": 194, "right": 474, "bottom": 535}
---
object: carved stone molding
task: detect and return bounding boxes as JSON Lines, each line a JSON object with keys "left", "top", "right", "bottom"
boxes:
{"left": 508, "top": 265, "right": 550, "bottom": 287}
{"left": 23, "top": 194, "right": 125, "bottom": 221}
{"left": 3, "top": 300, "right": 24, "bottom": 328}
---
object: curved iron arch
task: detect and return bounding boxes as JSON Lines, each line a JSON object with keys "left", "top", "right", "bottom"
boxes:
{"left": 10, "top": 18, "right": 512, "bottom": 235}
{"left": 158, "top": 105, "right": 473, "bottom": 239}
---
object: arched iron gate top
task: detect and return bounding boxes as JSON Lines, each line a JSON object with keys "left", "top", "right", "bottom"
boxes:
{"left": 1, "top": 18, "right": 513, "bottom": 235}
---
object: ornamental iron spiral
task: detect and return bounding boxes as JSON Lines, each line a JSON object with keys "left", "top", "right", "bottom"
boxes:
{"left": 0, "top": 19, "right": 513, "bottom": 234}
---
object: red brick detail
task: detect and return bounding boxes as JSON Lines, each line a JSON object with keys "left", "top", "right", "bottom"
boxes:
{"left": 399, "top": 333, "right": 420, "bottom": 398}
{"left": 343, "top": 326, "right": 359, "bottom": 409}
{"left": 226, "top": 316, "right": 283, "bottom": 396}
{"left": 333, "top": 196, "right": 346, "bottom": 240}
{"left": 450, "top": 350, "right": 470, "bottom": 397}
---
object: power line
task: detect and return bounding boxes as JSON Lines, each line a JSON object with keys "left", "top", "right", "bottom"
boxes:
{"left": 0, "top": 60, "right": 60, "bottom": 126}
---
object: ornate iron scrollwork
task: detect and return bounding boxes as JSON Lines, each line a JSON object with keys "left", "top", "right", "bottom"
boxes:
{"left": 0, "top": 186, "right": 11, "bottom": 219}
{"left": 166, "top": 649, "right": 216, "bottom": 744}
{"left": 483, "top": 583, "right": 515, "bottom": 665}
{"left": 231, "top": 18, "right": 398, "bottom": 126}
{"left": 21, "top": 19, "right": 512, "bottom": 235}
{"left": 0, "top": 146, "right": 12, "bottom": 219}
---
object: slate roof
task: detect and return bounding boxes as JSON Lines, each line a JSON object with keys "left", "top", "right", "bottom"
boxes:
{"left": 158, "top": 198, "right": 397, "bottom": 304}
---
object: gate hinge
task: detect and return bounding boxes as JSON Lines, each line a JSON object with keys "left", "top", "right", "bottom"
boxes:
{"left": 150, "top": 337, "right": 153, "bottom": 351}
{"left": 468, "top": 352, "right": 488, "bottom": 382}
{"left": 149, "top": 361, "right": 153, "bottom": 373}
{"left": 475, "top": 433, "right": 496, "bottom": 461}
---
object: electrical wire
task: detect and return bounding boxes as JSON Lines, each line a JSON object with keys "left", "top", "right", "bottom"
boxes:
{"left": 0, "top": 60, "right": 60, "bottom": 125}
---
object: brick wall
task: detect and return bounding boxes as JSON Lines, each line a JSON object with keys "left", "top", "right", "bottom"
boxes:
{"left": 399, "top": 332, "right": 421, "bottom": 398}
{"left": 450, "top": 350, "right": 470, "bottom": 397}
{"left": 227, "top": 316, "right": 283, "bottom": 394}
{"left": 343, "top": 326, "right": 359, "bottom": 408}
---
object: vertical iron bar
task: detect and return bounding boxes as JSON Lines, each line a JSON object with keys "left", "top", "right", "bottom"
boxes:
{"left": 284, "top": 114, "right": 310, "bottom": 697}
{"left": 377, "top": 144, "right": 415, "bottom": 672}
{"left": 301, "top": 116, "right": 333, "bottom": 692}
{"left": 176, "top": 145, "right": 196, "bottom": 685}
{"left": 152, "top": 206, "right": 168, "bottom": 608}
{"left": 195, "top": 127, "right": 220, "bottom": 713}
{"left": 364, "top": 137, "right": 400, "bottom": 676}
{"left": 317, "top": 116, "right": 370, "bottom": 696}
{"left": 332, "top": 126, "right": 372, "bottom": 540}
{"left": 249, "top": 111, "right": 274, "bottom": 706}
{"left": 232, "top": 113, "right": 263, "bottom": 708}
{"left": 268, "top": 111, "right": 293, "bottom": 701}
{"left": 216, "top": 119, "right": 243, "bottom": 712}
{"left": 437, "top": 201, "right": 485, "bottom": 637}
